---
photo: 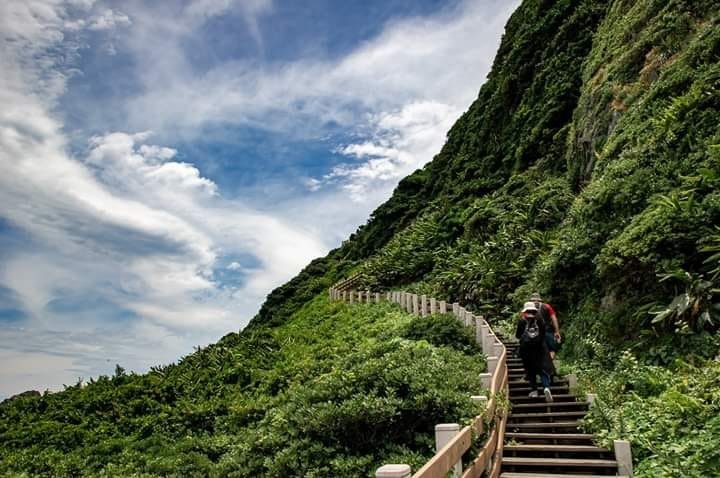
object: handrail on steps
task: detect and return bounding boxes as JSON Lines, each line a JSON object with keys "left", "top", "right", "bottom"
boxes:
{"left": 328, "top": 287, "right": 509, "bottom": 478}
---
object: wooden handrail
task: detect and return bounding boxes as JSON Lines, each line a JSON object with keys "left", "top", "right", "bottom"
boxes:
{"left": 329, "top": 286, "right": 509, "bottom": 478}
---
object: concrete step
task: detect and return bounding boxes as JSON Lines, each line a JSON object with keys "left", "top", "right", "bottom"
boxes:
{"left": 506, "top": 421, "right": 582, "bottom": 432}
{"left": 505, "top": 432, "right": 595, "bottom": 445}
{"left": 501, "top": 473, "right": 628, "bottom": 478}
{"left": 509, "top": 411, "right": 587, "bottom": 421}
{"left": 504, "top": 444, "right": 613, "bottom": 459}
{"left": 501, "top": 457, "right": 618, "bottom": 474}
{"left": 512, "top": 401, "right": 589, "bottom": 411}
{"left": 510, "top": 394, "right": 578, "bottom": 404}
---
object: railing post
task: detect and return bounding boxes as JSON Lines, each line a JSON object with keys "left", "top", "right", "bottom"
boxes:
{"left": 480, "top": 372, "right": 492, "bottom": 393}
{"left": 420, "top": 295, "right": 427, "bottom": 316}
{"left": 439, "top": 300, "right": 447, "bottom": 313}
{"left": 614, "top": 440, "right": 633, "bottom": 477}
{"left": 474, "top": 316, "right": 484, "bottom": 344}
{"left": 567, "top": 373, "right": 577, "bottom": 391}
{"left": 358, "top": 291, "right": 363, "bottom": 303}
{"left": 366, "top": 291, "right": 372, "bottom": 304}
{"left": 452, "top": 303, "right": 459, "bottom": 317}
{"left": 487, "top": 356, "right": 499, "bottom": 373}
{"left": 406, "top": 293, "right": 413, "bottom": 313}
{"left": 412, "top": 294, "right": 419, "bottom": 315}
{"left": 435, "top": 424, "right": 462, "bottom": 478}
{"left": 349, "top": 291, "right": 354, "bottom": 303}
{"left": 375, "top": 292, "right": 381, "bottom": 303}
{"left": 493, "top": 341, "right": 504, "bottom": 359}
{"left": 483, "top": 331, "right": 496, "bottom": 355}
{"left": 375, "top": 464, "right": 411, "bottom": 478}
{"left": 429, "top": 297, "right": 437, "bottom": 315}
{"left": 471, "top": 394, "right": 488, "bottom": 406}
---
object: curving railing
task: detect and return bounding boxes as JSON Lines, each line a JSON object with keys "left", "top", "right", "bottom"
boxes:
{"left": 328, "top": 286, "right": 509, "bottom": 478}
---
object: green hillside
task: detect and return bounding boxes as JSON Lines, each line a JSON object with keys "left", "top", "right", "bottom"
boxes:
{"left": 3, "top": 0, "right": 720, "bottom": 476}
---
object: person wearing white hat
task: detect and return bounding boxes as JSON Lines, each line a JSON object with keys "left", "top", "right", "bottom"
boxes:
{"left": 529, "top": 292, "right": 562, "bottom": 360}
{"left": 516, "top": 301, "right": 554, "bottom": 402}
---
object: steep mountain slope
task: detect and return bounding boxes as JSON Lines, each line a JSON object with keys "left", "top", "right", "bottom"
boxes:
{"left": 2, "top": 0, "right": 720, "bottom": 476}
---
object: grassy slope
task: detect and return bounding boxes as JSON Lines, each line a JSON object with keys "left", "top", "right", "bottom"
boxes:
{"left": 0, "top": 297, "right": 484, "bottom": 477}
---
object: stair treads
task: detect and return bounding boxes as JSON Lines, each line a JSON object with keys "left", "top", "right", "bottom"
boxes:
{"left": 504, "top": 444, "right": 609, "bottom": 453}
{"left": 502, "top": 457, "right": 617, "bottom": 467}
{"left": 501, "top": 473, "right": 629, "bottom": 478}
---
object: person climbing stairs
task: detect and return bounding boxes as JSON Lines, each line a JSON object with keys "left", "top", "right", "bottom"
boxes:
{"left": 499, "top": 340, "right": 630, "bottom": 477}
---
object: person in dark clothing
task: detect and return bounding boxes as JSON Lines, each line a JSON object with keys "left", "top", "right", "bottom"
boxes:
{"left": 530, "top": 292, "right": 561, "bottom": 360}
{"left": 516, "top": 301, "right": 555, "bottom": 402}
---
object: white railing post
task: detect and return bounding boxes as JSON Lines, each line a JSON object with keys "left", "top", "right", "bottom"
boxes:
{"left": 412, "top": 294, "right": 419, "bottom": 315}
{"left": 452, "top": 303, "right": 459, "bottom": 317}
{"left": 471, "top": 394, "right": 488, "bottom": 407}
{"left": 435, "top": 424, "right": 462, "bottom": 478}
{"left": 474, "top": 316, "right": 484, "bottom": 344}
{"left": 439, "top": 300, "right": 447, "bottom": 313}
{"left": 406, "top": 293, "right": 413, "bottom": 313}
{"left": 480, "top": 372, "right": 492, "bottom": 394}
{"left": 420, "top": 295, "right": 427, "bottom": 316}
{"left": 567, "top": 373, "right": 577, "bottom": 391}
{"left": 487, "top": 356, "right": 499, "bottom": 373}
{"left": 483, "top": 331, "right": 496, "bottom": 355}
{"left": 349, "top": 291, "right": 354, "bottom": 303}
{"left": 430, "top": 297, "right": 437, "bottom": 314}
{"left": 614, "top": 440, "right": 633, "bottom": 477}
{"left": 376, "top": 292, "right": 381, "bottom": 303}
{"left": 493, "top": 341, "right": 504, "bottom": 359}
{"left": 376, "top": 464, "right": 411, "bottom": 478}
{"left": 358, "top": 291, "right": 363, "bottom": 303}
{"left": 366, "top": 291, "right": 372, "bottom": 304}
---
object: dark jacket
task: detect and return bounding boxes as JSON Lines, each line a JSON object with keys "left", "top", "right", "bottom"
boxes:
{"left": 515, "top": 316, "right": 554, "bottom": 378}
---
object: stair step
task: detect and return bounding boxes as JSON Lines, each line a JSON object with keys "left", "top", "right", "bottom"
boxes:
{"left": 510, "top": 386, "right": 569, "bottom": 395}
{"left": 504, "top": 444, "right": 611, "bottom": 456}
{"left": 512, "top": 402, "right": 589, "bottom": 410}
{"left": 510, "top": 380, "right": 568, "bottom": 388}
{"left": 510, "top": 394, "right": 578, "bottom": 404}
{"left": 510, "top": 411, "right": 587, "bottom": 419}
{"left": 501, "top": 474, "right": 628, "bottom": 478}
{"left": 506, "top": 432, "right": 594, "bottom": 443}
{"left": 502, "top": 456, "right": 618, "bottom": 469}
{"left": 506, "top": 421, "right": 581, "bottom": 431}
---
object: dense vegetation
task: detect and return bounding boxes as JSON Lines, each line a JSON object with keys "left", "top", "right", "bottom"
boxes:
{"left": 0, "top": 298, "right": 483, "bottom": 476}
{"left": 3, "top": 0, "right": 719, "bottom": 476}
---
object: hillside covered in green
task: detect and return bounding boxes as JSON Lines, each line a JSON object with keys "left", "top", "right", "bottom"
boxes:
{"left": 3, "top": 0, "right": 720, "bottom": 476}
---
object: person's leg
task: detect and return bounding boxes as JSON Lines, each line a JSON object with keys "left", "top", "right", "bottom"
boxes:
{"left": 545, "top": 331, "right": 557, "bottom": 360}
{"left": 541, "top": 370, "right": 553, "bottom": 402}
{"left": 528, "top": 370, "right": 538, "bottom": 397}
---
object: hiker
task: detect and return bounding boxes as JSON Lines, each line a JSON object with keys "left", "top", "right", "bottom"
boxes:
{"left": 516, "top": 301, "right": 555, "bottom": 402}
{"left": 530, "top": 292, "right": 561, "bottom": 360}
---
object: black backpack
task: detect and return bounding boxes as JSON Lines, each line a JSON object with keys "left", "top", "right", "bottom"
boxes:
{"left": 520, "top": 317, "right": 542, "bottom": 345}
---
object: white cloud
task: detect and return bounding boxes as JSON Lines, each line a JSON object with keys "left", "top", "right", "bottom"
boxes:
{"left": 0, "top": 0, "right": 518, "bottom": 397}
{"left": 0, "top": 0, "right": 327, "bottom": 397}
{"left": 88, "top": 8, "right": 131, "bottom": 31}
{"left": 119, "top": 0, "right": 516, "bottom": 201}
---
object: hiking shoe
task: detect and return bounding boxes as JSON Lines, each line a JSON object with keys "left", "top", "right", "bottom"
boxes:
{"left": 543, "top": 387, "right": 553, "bottom": 403}
{"left": 528, "top": 390, "right": 539, "bottom": 398}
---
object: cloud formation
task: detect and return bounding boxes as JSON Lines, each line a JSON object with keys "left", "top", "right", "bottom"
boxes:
{"left": 0, "top": 0, "right": 516, "bottom": 397}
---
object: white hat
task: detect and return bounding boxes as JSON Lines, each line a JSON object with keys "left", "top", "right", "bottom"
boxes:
{"left": 522, "top": 301, "right": 538, "bottom": 313}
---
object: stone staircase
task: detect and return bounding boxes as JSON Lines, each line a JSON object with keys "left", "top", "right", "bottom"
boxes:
{"left": 500, "top": 341, "right": 629, "bottom": 478}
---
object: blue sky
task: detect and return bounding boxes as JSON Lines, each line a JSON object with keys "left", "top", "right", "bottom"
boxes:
{"left": 0, "top": 0, "right": 517, "bottom": 398}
